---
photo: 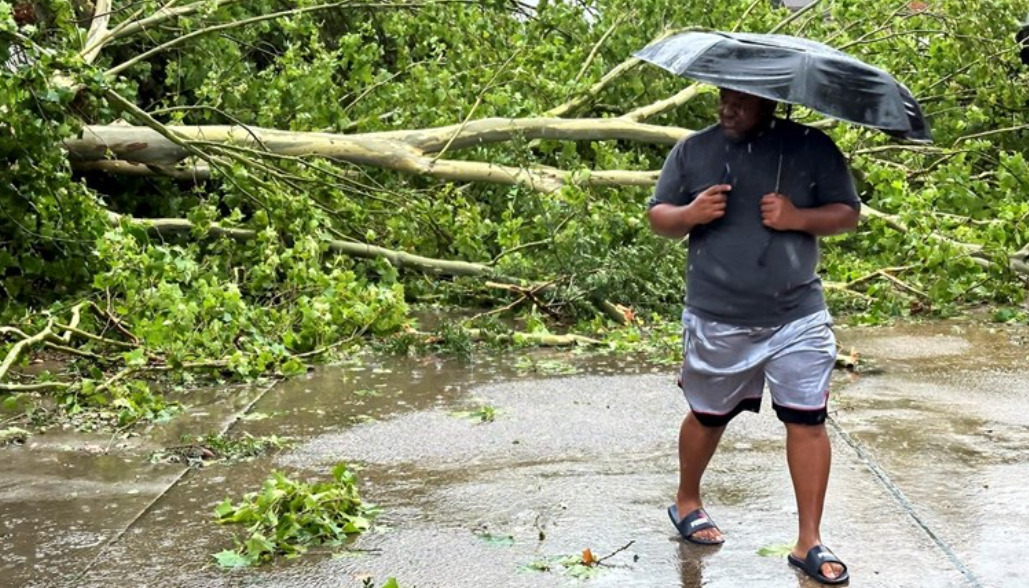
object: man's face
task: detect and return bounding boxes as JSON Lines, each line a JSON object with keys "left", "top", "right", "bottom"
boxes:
{"left": 718, "top": 89, "right": 771, "bottom": 140}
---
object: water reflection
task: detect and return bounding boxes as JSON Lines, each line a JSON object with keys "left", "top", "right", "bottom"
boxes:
{"left": 677, "top": 541, "right": 718, "bottom": 588}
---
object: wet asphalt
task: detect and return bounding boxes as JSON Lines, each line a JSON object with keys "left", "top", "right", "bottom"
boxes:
{"left": 2, "top": 321, "right": 1028, "bottom": 587}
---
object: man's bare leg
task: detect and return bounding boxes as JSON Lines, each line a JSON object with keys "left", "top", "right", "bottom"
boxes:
{"left": 674, "top": 412, "right": 726, "bottom": 543}
{"left": 785, "top": 422, "right": 844, "bottom": 580}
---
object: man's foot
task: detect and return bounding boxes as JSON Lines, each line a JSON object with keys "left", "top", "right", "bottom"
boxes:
{"left": 788, "top": 544, "right": 849, "bottom": 584}
{"left": 667, "top": 504, "right": 724, "bottom": 544}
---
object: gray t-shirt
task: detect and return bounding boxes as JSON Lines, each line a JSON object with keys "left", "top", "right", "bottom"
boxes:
{"left": 649, "top": 119, "right": 860, "bottom": 327}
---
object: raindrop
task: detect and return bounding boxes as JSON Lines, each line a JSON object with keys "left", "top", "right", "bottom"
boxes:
{"left": 786, "top": 243, "right": 801, "bottom": 268}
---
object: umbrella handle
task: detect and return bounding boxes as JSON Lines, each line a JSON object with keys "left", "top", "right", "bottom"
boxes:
{"left": 774, "top": 151, "right": 784, "bottom": 194}
{"left": 760, "top": 137, "right": 786, "bottom": 267}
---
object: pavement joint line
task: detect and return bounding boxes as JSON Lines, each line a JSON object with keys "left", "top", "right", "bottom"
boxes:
{"left": 827, "top": 415, "right": 985, "bottom": 588}
{"left": 68, "top": 379, "right": 280, "bottom": 585}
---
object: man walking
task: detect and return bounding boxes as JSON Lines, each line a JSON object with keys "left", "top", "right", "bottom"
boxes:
{"left": 647, "top": 88, "right": 860, "bottom": 585}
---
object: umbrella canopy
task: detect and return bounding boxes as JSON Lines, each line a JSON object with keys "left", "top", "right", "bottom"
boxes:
{"left": 634, "top": 31, "right": 932, "bottom": 143}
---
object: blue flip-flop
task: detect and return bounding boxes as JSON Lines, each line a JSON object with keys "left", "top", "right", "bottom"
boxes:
{"left": 667, "top": 505, "right": 724, "bottom": 545}
{"left": 787, "top": 545, "right": 850, "bottom": 585}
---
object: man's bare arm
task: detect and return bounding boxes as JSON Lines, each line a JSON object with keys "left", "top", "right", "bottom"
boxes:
{"left": 648, "top": 203, "right": 696, "bottom": 239}
{"left": 648, "top": 183, "right": 732, "bottom": 239}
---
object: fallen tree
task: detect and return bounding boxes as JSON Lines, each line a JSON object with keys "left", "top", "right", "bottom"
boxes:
{"left": 72, "top": 118, "right": 1029, "bottom": 277}
{"left": 4, "top": 0, "right": 1029, "bottom": 427}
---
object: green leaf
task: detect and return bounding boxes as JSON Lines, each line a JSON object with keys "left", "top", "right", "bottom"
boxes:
{"left": 213, "top": 550, "right": 250, "bottom": 568}
{"left": 214, "top": 499, "right": 236, "bottom": 519}
{"left": 757, "top": 543, "right": 793, "bottom": 558}
{"left": 245, "top": 533, "right": 275, "bottom": 556}
{"left": 476, "top": 532, "right": 515, "bottom": 546}
{"left": 123, "top": 348, "right": 147, "bottom": 367}
{"left": 211, "top": 464, "right": 376, "bottom": 568}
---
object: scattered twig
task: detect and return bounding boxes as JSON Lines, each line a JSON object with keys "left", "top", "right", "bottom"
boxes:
{"left": 622, "top": 83, "right": 708, "bottom": 123}
{"left": 595, "top": 540, "right": 636, "bottom": 566}
{"left": 953, "top": 124, "right": 1029, "bottom": 146}
{"left": 483, "top": 280, "right": 562, "bottom": 320}
{"left": 824, "top": 265, "right": 928, "bottom": 301}
{"left": 732, "top": 0, "right": 763, "bottom": 32}
{"left": 878, "top": 271, "right": 930, "bottom": 300}
{"left": 41, "top": 344, "right": 112, "bottom": 362}
{"left": 52, "top": 323, "right": 137, "bottom": 349}
{"left": 843, "top": 265, "right": 916, "bottom": 289}
{"left": 105, "top": 2, "right": 469, "bottom": 76}
{"left": 465, "top": 295, "right": 529, "bottom": 324}
{"left": 823, "top": 282, "right": 875, "bottom": 302}
{"left": 1, "top": 414, "right": 28, "bottom": 427}
{"left": 92, "top": 367, "right": 136, "bottom": 396}
{"left": 573, "top": 12, "right": 630, "bottom": 84}
{"left": 433, "top": 48, "right": 523, "bottom": 162}
{"left": 490, "top": 212, "right": 576, "bottom": 265}
{"left": 464, "top": 328, "right": 602, "bottom": 347}
{"left": 838, "top": 0, "right": 925, "bottom": 50}
{"left": 546, "top": 26, "right": 701, "bottom": 118}
{"left": 0, "top": 381, "right": 74, "bottom": 392}
{"left": 291, "top": 320, "right": 376, "bottom": 360}
{"left": 106, "top": 0, "right": 243, "bottom": 42}
{"left": 0, "top": 320, "right": 55, "bottom": 384}
{"left": 88, "top": 301, "right": 141, "bottom": 345}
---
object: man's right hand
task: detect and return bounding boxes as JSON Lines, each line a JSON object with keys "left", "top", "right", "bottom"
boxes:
{"left": 647, "top": 184, "right": 731, "bottom": 239}
{"left": 684, "top": 184, "right": 731, "bottom": 226}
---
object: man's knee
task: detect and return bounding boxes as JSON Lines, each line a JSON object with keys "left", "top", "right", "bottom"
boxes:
{"left": 783, "top": 421, "right": 829, "bottom": 441}
{"left": 773, "top": 402, "right": 827, "bottom": 426}
{"left": 687, "top": 411, "right": 729, "bottom": 431}
{"left": 690, "top": 397, "right": 762, "bottom": 428}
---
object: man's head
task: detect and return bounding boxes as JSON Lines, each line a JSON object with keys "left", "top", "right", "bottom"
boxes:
{"left": 718, "top": 89, "right": 776, "bottom": 140}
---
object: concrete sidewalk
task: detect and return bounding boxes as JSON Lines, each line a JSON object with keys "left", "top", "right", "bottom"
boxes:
{"left": 3, "top": 322, "right": 1027, "bottom": 587}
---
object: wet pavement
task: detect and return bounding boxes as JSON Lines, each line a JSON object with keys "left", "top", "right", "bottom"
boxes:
{"left": 2, "top": 321, "right": 1028, "bottom": 587}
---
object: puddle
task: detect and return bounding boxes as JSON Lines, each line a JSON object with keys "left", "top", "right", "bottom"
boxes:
{"left": 3, "top": 324, "right": 1028, "bottom": 587}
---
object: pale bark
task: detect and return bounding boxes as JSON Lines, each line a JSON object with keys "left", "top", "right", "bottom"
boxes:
{"left": 73, "top": 120, "right": 1029, "bottom": 276}
{"left": 70, "top": 118, "right": 687, "bottom": 163}
{"left": 108, "top": 0, "right": 247, "bottom": 42}
{"left": 68, "top": 119, "right": 669, "bottom": 192}
{"left": 81, "top": 0, "right": 112, "bottom": 64}
{"left": 463, "top": 329, "right": 603, "bottom": 346}
{"left": 107, "top": 213, "right": 498, "bottom": 277}
{"left": 622, "top": 83, "right": 707, "bottom": 123}
{"left": 73, "top": 160, "right": 211, "bottom": 181}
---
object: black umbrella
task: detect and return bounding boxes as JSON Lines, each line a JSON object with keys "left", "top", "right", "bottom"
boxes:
{"left": 634, "top": 31, "right": 932, "bottom": 143}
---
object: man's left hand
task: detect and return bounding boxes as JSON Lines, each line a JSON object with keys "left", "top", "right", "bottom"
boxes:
{"left": 760, "top": 193, "right": 800, "bottom": 231}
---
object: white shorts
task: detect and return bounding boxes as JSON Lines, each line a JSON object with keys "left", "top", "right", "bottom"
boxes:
{"left": 679, "top": 308, "right": 837, "bottom": 426}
